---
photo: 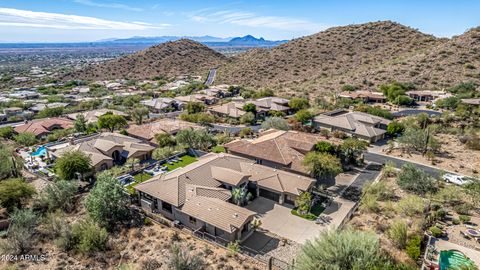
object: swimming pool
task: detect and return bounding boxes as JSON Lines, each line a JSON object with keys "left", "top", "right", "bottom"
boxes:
{"left": 31, "top": 146, "right": 47, "bottom": 157}
{"left": 439, "top": 250, "right": 475, "bottom": 270}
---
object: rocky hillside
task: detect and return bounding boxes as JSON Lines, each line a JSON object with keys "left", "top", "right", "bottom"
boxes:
{"left": 216, "top": 21, "right": 480, "bottom": 96}
{"left": 63, "top": 39, "right": 228, "bottom": 81}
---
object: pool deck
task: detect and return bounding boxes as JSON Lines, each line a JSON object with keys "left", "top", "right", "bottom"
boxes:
{"left": 432, "top": 238, "right": 480, "bottom": 268}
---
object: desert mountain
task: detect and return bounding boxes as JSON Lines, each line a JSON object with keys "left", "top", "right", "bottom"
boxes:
{"left": 216, "top": 21, "right": 451, "bottom": 96}
{"left": 63, "top": 39, "right": 228, "bottom": 81}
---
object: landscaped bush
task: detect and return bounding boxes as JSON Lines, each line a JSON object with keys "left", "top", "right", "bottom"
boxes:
{"left": 459, "top": 215, "right": 471, "bottom": 223}
{"left": 452, "top": 219, "right": 461, "bottom": 225}
{"left": 360, "top": 193, "right": 380, "bottom": 213}
{"left": 405, "top": 235, "right": 422, "bottom": 260}
{"left": 429, "top": 226, "right": 443, "bottom": 238}
{"left": 453, "top": 203, "right": 473, "bottom": 215}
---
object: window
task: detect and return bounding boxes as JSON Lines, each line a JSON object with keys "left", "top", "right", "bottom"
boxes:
{"left": 162, "top": 201, "right": 173, "bottom": 213}
{"left": 255, "top": 158, "right": 263, "bottom": 164}
{"left": 189, "top": 216, "right": 196, "bottom": 224}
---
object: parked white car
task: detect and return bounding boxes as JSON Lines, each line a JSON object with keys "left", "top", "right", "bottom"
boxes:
{"left": 442, "top": 173, "right": 472, "bottom": 186}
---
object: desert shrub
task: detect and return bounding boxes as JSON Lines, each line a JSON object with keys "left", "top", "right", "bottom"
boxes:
{"left": 144, "top": 217, "right": 153, "bottom": 226}
{"left": 360, "top": 193, "right": 380, "bottom": 213}
{"left": 71, "top": 219, "right": 109, "bottom": 255}
{"left": 453, "top": 203, "right": 473, "bottom": 215}
{"left": 387, "top": 220, "right": 408, "bottom": 249}
{"left": 396, "top": 195, "right": 425, "bottom": 217}
{"left": 168, "top": 243, "right": 205, "bottom": 270}
{"left": 429, "top": 226, "right": 443, "bottom": 238}
{"left": 296, "top": 228, "right": 388, "bottom": 270}
{"left": 435, "top": 209, "right": 447, "bottom": 221}
{"left": 452, "top": 219, "right": 461, "bottom": 225}
{"left": 315, "top": 141, "right": 336, "bottom": 154}
{"left": 5, "top": 208, "right": 37, "bottom": 253}
{"left": 459, "top": 215, "right": 471, "bottom": 223}
{"left": 261, "top": 117, "right": 290, "bottom": 131}
{"left": 363, "top": 181, "right": 394, "bottom": 201}
{"left": 239, "top": 128, "right": 253, "bottom": 138}
{"left": 227, "top": 240, "right": 240, "bottom": 256}
{"left": 405, "top": 235, "right": 422, "bottom": 260}
{"left": 396, "top": 164, "right": 438, "bottom": 195}
{"left": 0, "top": 178, "right": 35, "bottom": 211}
{"left": 332, "top": 130, "right": 347, "bottom": 139}
{"left": 34, "top": 180, "right": 78, "bottom": 212}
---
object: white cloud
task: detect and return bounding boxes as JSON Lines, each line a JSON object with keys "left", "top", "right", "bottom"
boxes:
{"left": 0, "top": 7, "right": 169, "bottom": 30}
{"left": 74, "top": 0, "right": 143, "bottom": 12}
{"left": 187, "top": 9, "right": 326, "bottom": 32}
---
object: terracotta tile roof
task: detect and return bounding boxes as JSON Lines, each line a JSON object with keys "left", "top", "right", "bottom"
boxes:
{"left": 181, "top": 196, "right": 255, "bottom": 233}
{"left": 126, "top": 118, "right": 202, "bottom": 142}
{"left": 14, "top": 117, "right": 73, "bottom": 137}
{"left": 224, "top": 129, "right": 323, "bottom": 174}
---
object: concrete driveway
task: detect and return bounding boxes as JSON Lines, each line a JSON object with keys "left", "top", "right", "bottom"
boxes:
{"left": 246, "top": 197, "right": 350, "bottom": 244}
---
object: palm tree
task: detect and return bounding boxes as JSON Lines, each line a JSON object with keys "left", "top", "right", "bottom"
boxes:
{"left": 231, "top": 187, "right": 252, "bottom": 206}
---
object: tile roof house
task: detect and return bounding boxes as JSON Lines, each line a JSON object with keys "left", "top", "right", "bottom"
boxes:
{"left": 175, "top": 94, "right": 218, "bottom": 105}
{"left": 135, "top": 153, "right": 315, "bottom": 242}
{"left": 209, "top": 102, "right": 246, "bottom": 119}
{"left": 67, "top": 109, "right": 128, "bottom": 124}
{"left": 52, "top": 133, "right": 154, "bottom": 172}
{"left": 126, "top": 118, "right": 202, "bottom": 144}
{"left": 14, "top": 117, "right": 74, "bottom": 138}
{"left": 338, "top": 91, "right": 386, "bottom": 103}
{"left": 224, "top": 129, "right": 325, "bottom": 176}
{"left": 140, "top": 98, "right": 183, "bottom": 113}
{"left": 209, "top": 97, "right": 291, "bottom": 119}
{"left": 313, "top": 109, "right": 391, "bottom": 143}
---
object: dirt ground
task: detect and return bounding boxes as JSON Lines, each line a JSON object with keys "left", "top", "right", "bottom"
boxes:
{"left": 0, "top": 221, "right": 264, "bottom": 270}
{"left": 388, "top": 134, "right": 480, "bottom": 177}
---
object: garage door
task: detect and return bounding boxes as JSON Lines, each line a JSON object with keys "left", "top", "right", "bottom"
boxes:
{"left": 259, "top": 188, "right": 280, "bottom": 202}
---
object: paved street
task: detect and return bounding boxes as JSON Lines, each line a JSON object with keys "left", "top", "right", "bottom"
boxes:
{"left": 205, "top": 68, "right": 216, "bottom": 86}
{"left": 364, "top": 152, "right": 442, "bottom": 178}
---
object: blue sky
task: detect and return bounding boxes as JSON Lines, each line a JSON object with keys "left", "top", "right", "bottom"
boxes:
{"left": 0, "top": 0, "right": 479, "bottom": 42}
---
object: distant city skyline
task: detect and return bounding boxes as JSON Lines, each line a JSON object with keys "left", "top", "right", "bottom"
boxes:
{"left": 0, "top": 0, "right": 479, "bottom": 42}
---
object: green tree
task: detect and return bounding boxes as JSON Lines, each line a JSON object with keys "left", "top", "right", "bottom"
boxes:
{"left": 176, "top": 129, "right": 215, "bottom": 151}
{"left": 240, "top": 112, "right": 256, "bottom": 125}
{"left": 394, "top": 95, "right": 414, "bottom": 106}
{"left": 0, "top": 144, "right": 22, "bottom": 180}
{"left": 0, "top": 126, "right": 14, "bottom": 139}
{"left": 14, "top": 132, "right": 38, "bottom": 146}
{"left": 97, "top": 112, "right": 127, "bottom": 132}
{"left": 295, "top": 109, "right": 313, "bottom": 123}
{"left": 387, "top": 121, "right": 405, "bottom": 136}
{"left": 154, "top": 133, "right": 176, "bottom": 148}
{"left": 84, "top": 172, "right": 130, "bottom": 230}
{"left": 296, "top": 228, "right": 384, "bottom": 270}
{"left": 231, "top": 187, "right": 251, "bottom": 206}
{"left": 243, "top": 103, "right": 257, "bottom": 114}
{"left": 338, "top": 138, "right": 368, "bottom": 164}
{"left": 396, "top": 164, "right": 438, "bottom": 195}
{"left": 168, "top": 243, "right": 206, "bottom": 270}
{"left": 288, "top": 97, "right": 310, "bottom": 111}
{"left": 131, "top": 106, "right": 149, "bottom": 125}
{"left": 296, "top": 192, "right": 312, "bottom": 215}
{"left": 6, "top": 208, "right": 37, "bottom": 253}
{"left": 153, "top": 146, "right": 176, "bottom": 160}
{"left": 0, "top": 178, "right": 35, "bottom": 211}
{"left": 34, "top": 180, "right": 78, "bottom": 213}
{"left": 261, "top": 117, "right": 290, "bottom": 131}
{"left": 315, "top": 141, "right": 336, "bottom": 154}
{"left": 303, "top": 152, "right": 342, "bottom": 179}
{"left": 397, "top": 127, "right": 440, "bottom": 154}
{"left": 185, "top": 102, "right": 205, "bottom": 114}
{"left": 74, "top": 114, "right": 87, "bottom": 133}
{"left": 54, "top": 150, "right": 92, "bottom": 180}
